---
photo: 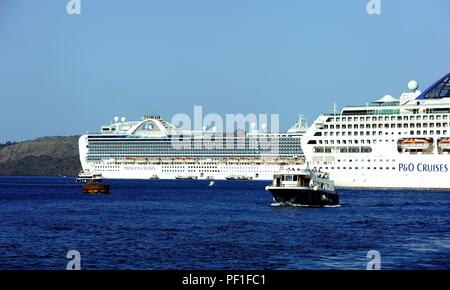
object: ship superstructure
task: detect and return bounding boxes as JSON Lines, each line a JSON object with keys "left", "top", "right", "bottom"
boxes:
{"left": 79, "top": 115, "right": 307, "bottom": 180}
{"left": 301, "top": 73, "right": 450, "bottom": 189}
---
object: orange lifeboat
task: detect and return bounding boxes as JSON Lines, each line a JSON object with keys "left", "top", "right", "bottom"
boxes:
{"left": 400, "top": 138, "right": 432, "bottom": 150}
{"left": 439, "top": 138, "right": 450, "bottom": 150}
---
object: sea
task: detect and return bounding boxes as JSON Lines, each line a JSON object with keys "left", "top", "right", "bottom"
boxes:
{"left": 0, "top": 176, "right": 449, "bottom": 270}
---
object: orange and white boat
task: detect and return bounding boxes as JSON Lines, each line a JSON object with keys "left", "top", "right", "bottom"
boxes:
{"left": 400, "top": 138, "right": 432, "bottom": 150}
{"left": 438, "top": 138, "right": 450, "bottom": 150}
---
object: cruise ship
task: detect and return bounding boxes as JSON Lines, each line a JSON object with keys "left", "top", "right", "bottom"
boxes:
{"left": 301, "top": 72, "right": 450, "bottom": 189}
{"left": 79, "top": 116, "right": 307, "bottom": 180}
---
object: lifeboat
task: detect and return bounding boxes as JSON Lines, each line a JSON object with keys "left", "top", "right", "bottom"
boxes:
{"left": 400, "top": 138, "right": 432, "bottom": 150}
{"left": 439, "top": 138, "right": 450, "bottom": 150}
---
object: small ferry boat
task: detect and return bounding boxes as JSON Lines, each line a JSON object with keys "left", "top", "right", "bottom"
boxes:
{"left": 175, "top": 175, "right": 198, "bottom": 180}
{"left": 77, "top": 170, "right": 110, "bottom": 194}
{"left": 265, "top": 170, "right": 339, "bottom": 207}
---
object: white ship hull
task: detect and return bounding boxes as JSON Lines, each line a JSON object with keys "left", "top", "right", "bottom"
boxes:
{"left": 302, "top": 124, "right": 450, "bottom": 189}
{"left": 81, "top": 162, "right": 306, "bottom": 181}
{"left": 325, "top": 155, "right": 450, "bottom": 189}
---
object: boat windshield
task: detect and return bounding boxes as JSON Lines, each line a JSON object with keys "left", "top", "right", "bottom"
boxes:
{"left": 285, "top": 175, "right": 293, "bottom": 182}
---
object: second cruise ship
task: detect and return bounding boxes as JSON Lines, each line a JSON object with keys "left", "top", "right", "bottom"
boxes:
{"left": 301, "top": 72, "right": 450, "bottom": 189}
{"left": 79, "top": 116, "right": 307, "bottom": 180}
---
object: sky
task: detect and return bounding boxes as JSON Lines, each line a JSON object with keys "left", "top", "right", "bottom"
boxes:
{"left": 0, "top": 0, "right": 449, "bottom": 142}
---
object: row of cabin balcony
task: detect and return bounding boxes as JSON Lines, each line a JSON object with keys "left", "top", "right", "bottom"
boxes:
{"left": 338, "top": 107, "right": 450, "bottom": 116}
{"left": 319, "top": 122, "right": 450, "bottom": 130}
{"left": 311, "top": 129, "right": 448, "bottom": 141}
{"left": 325, "top": 114, "right": 450, "bottom": 123}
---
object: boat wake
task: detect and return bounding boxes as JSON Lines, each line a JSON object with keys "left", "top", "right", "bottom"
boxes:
{"left": 270, "top": 202, "right": 341, "bottom": 208}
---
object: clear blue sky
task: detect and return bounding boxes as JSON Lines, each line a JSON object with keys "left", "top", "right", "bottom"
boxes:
{"left": 1, "top": 0, "right": 449, "bottom": 142}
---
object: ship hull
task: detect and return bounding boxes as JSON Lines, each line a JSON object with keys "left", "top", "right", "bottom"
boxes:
{"left": 267, "top": 187, "right": 339, "bottom": 206}
{"left": 308, "top": 153, "right": 450, "bottom": 189}
{"left": 79, "top": 163, "right": 306, "bottom": 180}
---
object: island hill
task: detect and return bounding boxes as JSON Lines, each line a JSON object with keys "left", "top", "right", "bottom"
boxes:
{"left": 0, "top": 136, "right": 81, "bottom": 176}
{"left": 0, "top": 130, "right": 251, "bottom": 177}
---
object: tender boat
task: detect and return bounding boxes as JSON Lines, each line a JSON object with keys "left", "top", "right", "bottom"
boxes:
{"left": 265, "top": 170, "right": 339, "bottom": 207}
{"left": 175, "top": 175, "right": 198, "bottom": 180}
{"left": 76, "top": 170, "right": 110, "bottom": 194}
{"left": 76, "top": 170, "right": 103, "bottom": 183}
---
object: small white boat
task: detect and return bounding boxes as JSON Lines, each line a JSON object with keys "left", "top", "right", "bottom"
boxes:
{"left": 208, "top": 180, "right": 215, "bottom": 187}
{"left": 175, "top": 175, "right": 198, "bottom": 180}
{"left": 76, "top": 170, "right": 103, "bottom": 183}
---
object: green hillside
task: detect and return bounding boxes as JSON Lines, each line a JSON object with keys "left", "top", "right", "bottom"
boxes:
{"left": 0, "top": 136, "right": 81, "bottom": 176}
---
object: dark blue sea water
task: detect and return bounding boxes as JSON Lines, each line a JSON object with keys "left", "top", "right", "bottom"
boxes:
{"left": 0, "top": 176, "right": 449, "bottom": 270}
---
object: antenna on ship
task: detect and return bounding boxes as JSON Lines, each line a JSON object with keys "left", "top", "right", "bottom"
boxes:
{"left": 333, "top": 101, "right": 337, "bottom": 115}
{"left": 408, "top": 80, "right": 419, "bottom": 92}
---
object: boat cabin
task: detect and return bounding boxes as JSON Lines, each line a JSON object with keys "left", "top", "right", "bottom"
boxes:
{"left": 272, "top": 173, "right": 312, "bottom": 188}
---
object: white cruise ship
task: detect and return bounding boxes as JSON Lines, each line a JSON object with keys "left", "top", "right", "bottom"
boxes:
{"left": 79, "top": 116, "right": 307, "bottom": 180}
{"left": 301, "top": 73, "right": 450, "bottom": 189}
